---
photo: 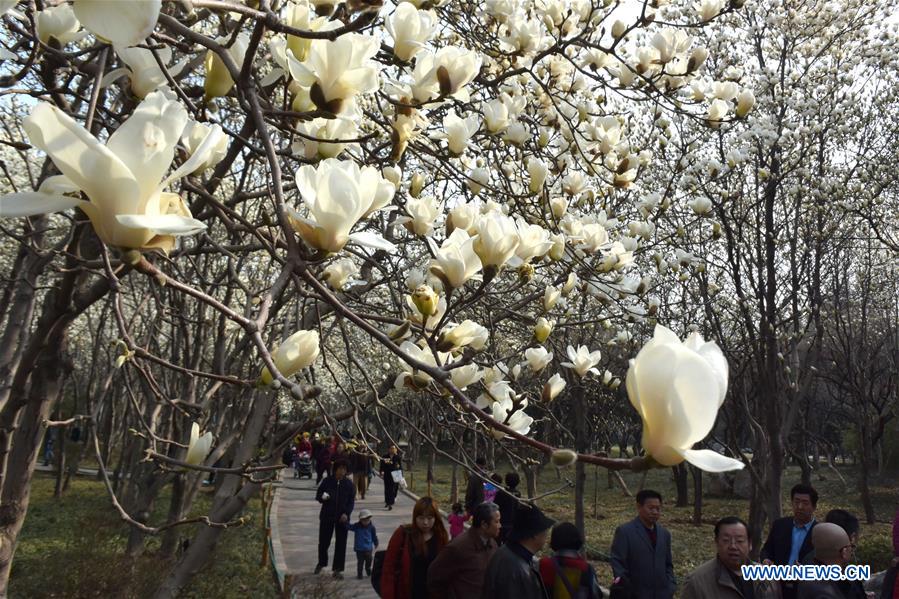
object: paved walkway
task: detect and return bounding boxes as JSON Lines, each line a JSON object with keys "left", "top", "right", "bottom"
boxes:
{"left": 272, "top": 474, "right": 428, "bottom": 599}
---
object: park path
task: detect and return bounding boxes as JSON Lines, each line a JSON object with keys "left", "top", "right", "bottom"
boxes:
{"left": 272, "top": 474, "right": 435, "bottom": 598}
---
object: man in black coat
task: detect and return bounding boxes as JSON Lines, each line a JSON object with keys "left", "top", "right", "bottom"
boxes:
{"left": 315, "top": 459, "right": 355, "bottom": 578}
{"left": 610, "top": 489, "right": 676, "bottom": 599}
{"left": 379, "top": 444, "right": 402, "bottom": 510}
{"left": 760, "top": 483, "right": 819, "bottom": 599}
{"left": 481, "top": 504, "right": 555, "bottom": 599}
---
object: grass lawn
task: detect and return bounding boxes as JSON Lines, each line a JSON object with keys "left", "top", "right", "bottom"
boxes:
{"left": 404, "top": 460, "right": 898, "bottom": 585}
{"left": 10, "top": 472, "right": 276, "bottom": 598}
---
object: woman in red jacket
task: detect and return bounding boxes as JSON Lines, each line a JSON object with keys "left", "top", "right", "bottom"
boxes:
{"left": 380, "top": 496, "right": 448, "bottom": 599}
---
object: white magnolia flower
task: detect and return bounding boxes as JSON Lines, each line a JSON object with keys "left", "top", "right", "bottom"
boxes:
{"left": 74, "top": 0, "right": 161, "bottom": 47}
{"left": 534, "top": 317, "right": 554, "bottom": 343}
{"left": 186, "top": 422, "right": 213, "bottom": 466}
{"left": 542, "top": 373, "right": 566, "bottom": 401}
{"left": 598, "top": 241, "right": 635, "bottom": 272}
{"left": 706, "top": 98, "right": 729, "bottom": 127}
{"left": 466, "top": 167, "right": 491, "bottom": 196}
{"left": 386, "top": 3, "right": 436, "bottom": 62}
{"left": 292, "top": 116, "right": 358, "bottom": 160}
{"left": 651, "top": 30, "right": 692, "bottom": 64}
{"left": 260, "top": 329, "right": 321, "bottom": 385}
{"left": 395, "top": 340, "right": 449, "bottom": 389}
{"left": 181, "top": 121, "right": 228, "bottom": 174}
{"left": 108, "top": 44, "right": 186, "bottom": 99}
{"left": 288, "top": 159, "right": 396, "bottom": 253}
{"left": 512, "top": 219, "right": 553, "bottom": 265}
{"left": 712, "top": 81, "right": 740, "bottom": 101}
{"left": 447, "top": 200, "right": 479, "bottom": 235}
{"left": 562, "top": 345, "right": 602, "bottom": 378}
{"left": 283, "top": 1, "right": 337, "bottom": 62}
{"left": 483, "top": 94, "right": 512, "bottom": 133}
{"left": 478, "top": 392, "right": 533, "bottom": 440}
{"left": 694, "top": 0, "right": 725, "bottom": 22}
{"left": 399, "top": 196, "right": 440, "bottom": 237}
{"left": 562, "top": 171, "right": 587, "bottom": 196}
{"left": 501, "top": 12, "right": 543, "bottom": 54}
{"left": 450, "top": 363, "right": 483, "bottom": 390}
{"left": 473, "top": 212, "right": 519, "bottom": 268}
{"left": 735, "top": 89, "right": 755, "bottom": 118}
{"left": 0, "top": 92, "right": 219, "bottom": 252}
{"left": 543, "top": 286, "right": 561, "bottom": 312}
{"left": 441, "top": 111, "right": 480, "bottom": 155}
{"left": 548, "top": 233, "right": 565, "bottom": 261}
{"left": 579, "top": 223, "right": 610, "bottom": 253}
{"left": 525, "top": 347, "right": 553, "bottom": 372}
{"left": 689, "top": 197, "right": 713, "bottom": 215}
{"left": 204, "top": 34, "right": 249, "bottom": 102}
{"left": 288, "top": 33, "right": 380, "bottom": 114}
{"left": 411, "top": 46, "right": 482, "bottom": 102}
{"left": 430, "top": 229, "right": 483, "bottom": 289}
{"left": 503, "top": 121, "right": 529, "bottom": 146}
{"left": 322, "top": 257, "right": 359, "bottom": 290}
{"left": 36, "top": 4, "right": 85, "bottom": 45}
{"left": 626, "top": 325, "right": 743, "bottom": 472}
{"left": 562, "top": 272, "right": 578, "bottom": 296}
{"left": 439, "top": 320, "right": 489, "bottom": 352}
{"left": 407, "top": 292, "right": 447, "bottom": 331}
{"left": 527, "top": 158, "right": 548, "bottom": 194}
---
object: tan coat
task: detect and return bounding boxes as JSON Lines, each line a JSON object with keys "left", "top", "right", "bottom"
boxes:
{"left": 681, "top": 558, "right": 782, "bottom": 599}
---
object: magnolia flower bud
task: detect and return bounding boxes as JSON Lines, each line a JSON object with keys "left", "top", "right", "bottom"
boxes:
{"left": 562, "top": 272, "right": 578, "bottom": 296}
{"left": 411, "top": 284, "right": 439, "bottom": 317}
{"left": 548, "top": 234, "right": 565, "bottom": 261}
{"left": 550, "top": 448, "right": 578, "bottom": 468}
{"left": 543, "top": 286, "right": 561, "bottom": 312}
{"left": 410, "top": 172, "right": 426, "bottom": 198}
{"left": 534, "top": 317, "right": 554, "bottom": 343}
{"left": 542, "top": 373, "right": 566, "bottom": 401}
{"left": 383, "top": 165, "right": 402, "bottom": 186}
{"left": 260, "top": 329, "right": 321, "bottom": 385}
{"left": 527, "top": 158, "right": 548, "bottom": 194}
{"left": 186, "top": 423, "right": 214, "bottom": 466}
{"left": 611, "top": 20, "right": 627, "bottom": 39}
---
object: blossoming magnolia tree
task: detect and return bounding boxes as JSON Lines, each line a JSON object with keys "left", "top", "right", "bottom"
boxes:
{"left": 0, "top": 0, "right": 851, "bottom": 593}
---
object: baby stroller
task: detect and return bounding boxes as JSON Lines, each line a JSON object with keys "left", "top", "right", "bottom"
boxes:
{"left": 294, "top": 451, "right": 313, "bottom": 479}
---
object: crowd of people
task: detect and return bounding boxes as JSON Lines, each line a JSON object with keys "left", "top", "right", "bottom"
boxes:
{"left": 298, "top": 438, "right": 899, "bottom": 599}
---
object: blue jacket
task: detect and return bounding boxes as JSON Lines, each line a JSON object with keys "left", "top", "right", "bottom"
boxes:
{"left": 315, "top": 476, "right": 355, "bottom": 522}
{"left": 610, "top": 517, "right": 676, "bottom": 599}
{"left": 347, "top": 521, "right": 379, "bottom": 552}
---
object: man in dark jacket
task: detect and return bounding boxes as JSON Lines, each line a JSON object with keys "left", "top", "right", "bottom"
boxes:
{"left": 481, "top": 504, "right": 554, "bottom": 599}
{"left": 428, "top": 502, "right": 501, "bottom": 598}
{"left": 464, "top": 456, "right": 488, "bottom": 514}
{"left": 610, "top": 489, "right": 676, "bottom": 599}
{"left": 761, "top": 483, "right": 819, "bottom": 599}
{"left": 494, "top": 471, "right": 522, "bottom": 545}
{"left": 379, "top": 444, "right": 401, "bottom": 510}
{"left": 315, "top": 460, "right": 355, "bottom": 578}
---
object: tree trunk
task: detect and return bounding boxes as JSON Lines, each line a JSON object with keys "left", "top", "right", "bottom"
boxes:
{"left": 53, "top": 424, "right": 66, "bottom": 499}
{"left": 152, "top": 390, "right": 274, "bottom": 598}
{"left": 160, "top": 474, "right": 188, "bottom": 558}
{"left": 691, "top": 465, "right": 703, "bottom": 526}
{"left": 857, "top": 418, "right": 876, "bottom": 524}
{"left": 674, "top": 464, "right": 688, "bottom": 507}
{"left": 524, "top": 464, "right": 537, "bottom": 499}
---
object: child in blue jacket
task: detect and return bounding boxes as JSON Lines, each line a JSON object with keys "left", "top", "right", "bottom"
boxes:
{"left": 347, "top": 509, "right": 379, "bottom": 579}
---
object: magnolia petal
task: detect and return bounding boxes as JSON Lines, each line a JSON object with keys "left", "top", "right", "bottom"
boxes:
{"left": 100, "top": 67, "right": 130, "bottom": 89}
{"left": 677, "top": 448, "right": 744, "bottom": 473}
{"left": 162, "top": 124, "right": 225, "bottom": 189}
{"left": 107, "top": 91, "right": 187, "bottom": 205}
{"left": 668, "top": 348, "right": 725, "bottom": 447}
{"left": 348, "top": 230, "right": 396, "bottom": 252}
{"left": 74, "top": 0, "right": 161, "bottom": 47}
{"left": 0, "top": 191, "right": 87, "bottom": 217}
{"left": 115, "top": 213, "right": 206, "bottom": 236}
{"left": 23, "top": 103, "right": 138, "bottom": 213}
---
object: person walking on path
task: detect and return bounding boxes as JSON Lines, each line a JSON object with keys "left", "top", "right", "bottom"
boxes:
{"left": 797, "top": 523, "right": 854, "bottom": 599}
{"left": 427, "top": 501, "right": 501, "bottom": 599}
{"left": 314, "top": 459, "right": 355, "bottom": 578}
{"left": 348, "top": 508, "right": 379, "bottom": 580}
{"left": 494, "top": 471, "right": 522, "bottom": 545}
{"left": 760, "top": 483, "right": 818, "bottom": 599}
{"left": 609, "top": 489, "right": 676, "bottom": 599}
{"left": 314, "top": 436, "right": 331, "bottom": 484}
{"left": 681, "top": 516, "right": 780, "bottom": 599}
{"left": 482, "top": 503, "right": 555, "bottom": 599}
{"left": 351, "top": 446, "right": 372, "bottom": 500}
{"left": 539, "top": 522, "right": 603, "bottom": 599}
{"left": 464, "top": 456, "right": 488, "bottom": 514}
{"left": 381, "top": 496, "right": 449, "bottom": 599}
{"left": 380, "top": 444, "right": 402, "bottom": 511}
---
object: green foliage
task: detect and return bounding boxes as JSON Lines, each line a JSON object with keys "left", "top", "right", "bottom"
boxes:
{"left": 10, "top": 474, "right": 275, "bottom": 598}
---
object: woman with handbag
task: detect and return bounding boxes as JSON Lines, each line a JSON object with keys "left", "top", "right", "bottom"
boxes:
{"left": 380, "top": 497, "right": 449, "bottom": 599}
{"left": 380, "top": 445, "right": 402, "bottom": 510}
